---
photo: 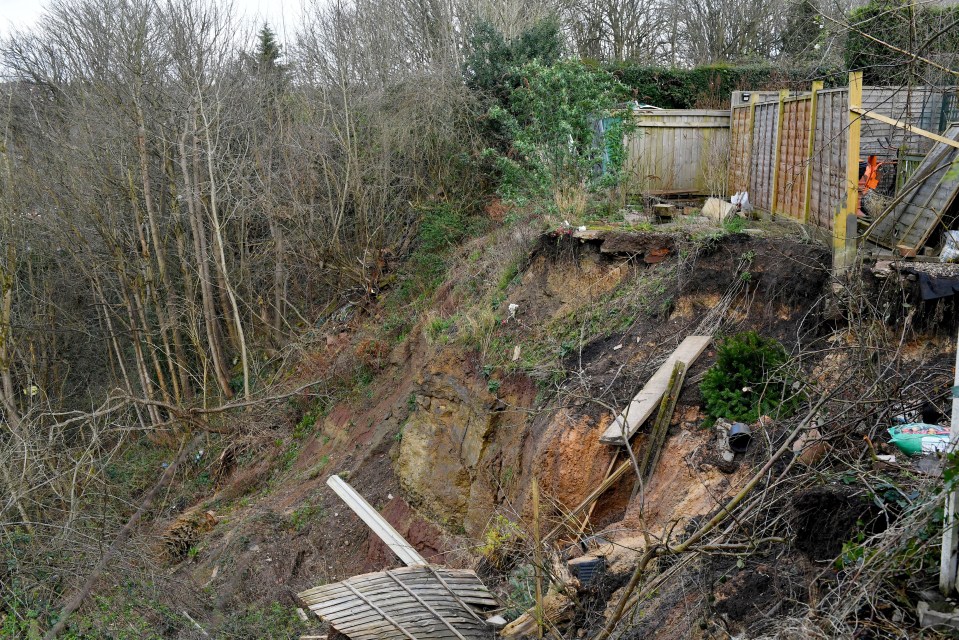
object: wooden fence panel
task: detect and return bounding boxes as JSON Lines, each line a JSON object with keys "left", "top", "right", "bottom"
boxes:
{"left": 728, "top": 105, "right": 752, "bottom": 193}
{"left": 861, "top": 86, "right": 942, "bottom": 159}
{"left": 809, "top": 89, "right": 849, "bottom": 231}
{"left": 749, "top": 101, "right": 779, "bottom": 211}
{"left": 775, "top": 96, "right": 812, "bottom": 220}
{"left": 625, "top": 110, "right": 730, "bottom": 196}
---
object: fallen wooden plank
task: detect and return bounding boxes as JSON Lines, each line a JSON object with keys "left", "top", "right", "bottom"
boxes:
{"left": 599, "top": 336, "right": 712, "bottom": 444}
{"left": 326, "top": 475, "right": 426, "bottom": 566}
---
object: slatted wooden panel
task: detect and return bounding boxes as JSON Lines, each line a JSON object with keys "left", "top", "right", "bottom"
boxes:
{"left": 861, "top": 86, "right": 943, "bottom": 159}
{"left": 808, "top": 89, "right": 849, "bottom": 231}
{"left": 749, "top": 101, "right": 779, "bottom": 211}
{"left": 625, "top": 110, "right": 730, "bottom": 196}
{"left": 728, "top": 105, "right": 752, "bottom": 194}
{"left": 775, "top": 96, "right": 812, "bottom": 220}
{"left": 298, "top": 566, "right": 498, "bottom": 640}
{"left": 868, "top": 124, "right": 959, "bottom": 251}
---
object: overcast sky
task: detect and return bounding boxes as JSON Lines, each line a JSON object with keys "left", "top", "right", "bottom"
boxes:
{"left": 0, "top": 0, "right": 306, "bottom": 40}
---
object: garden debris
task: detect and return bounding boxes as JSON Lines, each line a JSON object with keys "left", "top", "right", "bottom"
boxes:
{"left": 730, "top": 191, "right": 752, "bottom": 213}
{"left": 297, "top": 566, "right": 498, "bottom": 640}
{"left": 568, "top": 556, "right": 605, "bottom": 586}
{"left": 728, "top": 423, "right": 752, "bottom": 453}
{"left": 702, "top": 197, "right": 736, "bottom": 222}
{"left": 653, "top": 203, "right": 676, "bottom": 221}
{"left": 600, "top": 335, "right": 712, "bottom": 444}
{"left": 643, "top": 247, "right": 671, "bottom": 264}
{"left": 888, "top": 423, "right": 950, "bottom": 456}
{"left": 500, "top": 592, "right": 575, "bottom": 638}
{"left": 942, "top": 231, "right": 959, "bottom": 263}
{"left": 714, "top": 419, "right": 736, "bottom": 465}
{"left": 917, "top": 600, "right": 959, "bottom": 631}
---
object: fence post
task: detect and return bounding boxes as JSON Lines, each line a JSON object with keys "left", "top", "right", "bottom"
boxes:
{"left": 836, "top": 72, "right": 863, "bottom": 271}
{"left": 803, "top": 81, "right": 824, "bottom": 225}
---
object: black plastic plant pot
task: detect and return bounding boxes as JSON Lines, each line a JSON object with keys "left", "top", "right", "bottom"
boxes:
{"left": 728, "top": 422, "right": 753, "bottom": 453}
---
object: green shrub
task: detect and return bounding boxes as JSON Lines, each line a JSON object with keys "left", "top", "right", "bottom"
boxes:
{"left": 399, "top": 203, "right": 486, "bottom": 303}
{"left": 489, "top": 60, "right": 632, "bottom": 198}
{"left": 700, "top": 331, "right": 798, "bottom": 423}
{"left": 463, "top": 19, "right": 563, "bottom": 106}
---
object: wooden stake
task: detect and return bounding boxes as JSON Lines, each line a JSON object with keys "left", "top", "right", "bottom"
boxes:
{"left": 771, "top": 90, "right": 789, "bottom": 218}
{"left": 637, "top": 361, "right": 687, "bottom": 481}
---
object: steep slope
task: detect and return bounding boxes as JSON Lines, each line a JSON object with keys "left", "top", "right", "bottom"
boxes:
{"left": 144, "top": 222, "right": 838, "bottom": 638}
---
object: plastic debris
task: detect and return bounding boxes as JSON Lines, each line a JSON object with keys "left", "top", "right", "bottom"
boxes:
{"left": 731, "top": 191, "right": 753, "bottom": 213}
{"left": 888, "top": 423, "right": 950, "bottom": 456}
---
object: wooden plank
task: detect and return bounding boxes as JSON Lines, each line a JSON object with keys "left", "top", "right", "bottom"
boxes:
{"left": 599, "top": 335, "right": 712, "bottom": 444}
{"left": 327, "top": 475, "right": 426, "bottom": 566}
{"left": 836, "top": 72, "right": 862, "bottom": 270}
{"left": 852, "top": 107, "right": 959, "bottom": 150}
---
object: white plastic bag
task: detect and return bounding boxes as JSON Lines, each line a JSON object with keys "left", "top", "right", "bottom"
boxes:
{"left": 731, "top": 191, "right": 753, "bottom": 213}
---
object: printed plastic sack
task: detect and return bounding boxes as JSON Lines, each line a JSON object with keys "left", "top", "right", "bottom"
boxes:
{"left": 942, "top": 230, "right": 959, "bottom": 263}
{"left": 888, "top": 423, "right": 950, "bottom": 456}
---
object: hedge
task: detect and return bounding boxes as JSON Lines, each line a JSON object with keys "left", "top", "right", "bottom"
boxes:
{"left": 604, "top": 63, "right": 845, "bottom": 109}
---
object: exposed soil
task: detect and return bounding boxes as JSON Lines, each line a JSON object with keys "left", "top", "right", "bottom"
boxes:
{"left": 150, "top": 228, "right": 845, "bottom": 638}
{"left": 792, "top": 486, "right": 887, "bottom": 561}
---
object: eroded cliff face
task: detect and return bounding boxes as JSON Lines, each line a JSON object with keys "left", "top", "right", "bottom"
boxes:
{"left": 395, "top": 350, "right": 618, "bottom": 537}
{"left": 388, "top": 232, "right": 830, "bottom": 547}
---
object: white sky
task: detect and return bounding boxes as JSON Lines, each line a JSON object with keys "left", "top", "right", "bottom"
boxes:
{"left": 0, "top": 0, "right": 307, "bottom": 40}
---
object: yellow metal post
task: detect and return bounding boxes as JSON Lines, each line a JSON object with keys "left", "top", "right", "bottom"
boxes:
{"left": 836, "top": 72, "right": 863, "bottom": 271}
{"left": 802, "top": 81, "right": 824, "bottom": 225}
{"left": 770, "top": 90, "right": 789, "bottom": 218}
